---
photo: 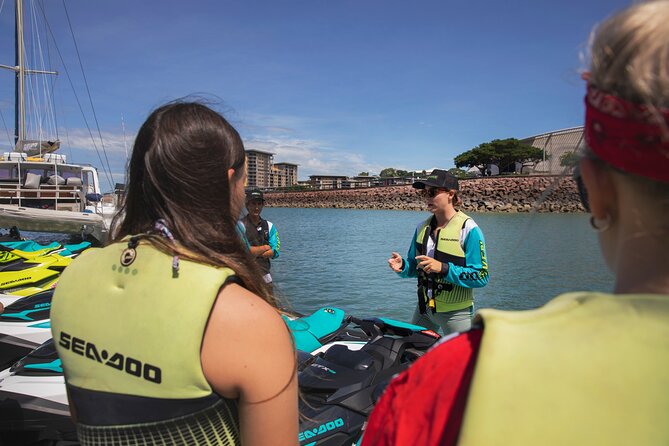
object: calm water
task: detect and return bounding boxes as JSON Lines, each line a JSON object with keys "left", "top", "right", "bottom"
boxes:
{"left": 264, "top": 208, "right": 614, "bottom": 322}
{"left": 25, "top": 208, "right": 613, "bottom": 323}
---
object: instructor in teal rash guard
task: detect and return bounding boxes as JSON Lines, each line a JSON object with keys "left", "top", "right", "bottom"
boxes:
{"left": 388, "top": 169, "right": 489, "bottom": 335}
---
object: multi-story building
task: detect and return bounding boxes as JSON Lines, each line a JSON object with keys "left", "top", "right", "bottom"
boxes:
{"left": 245, "top": 149, "right": 274, "bottom": 188}
{"left": 272, "top": 162, "right": 298, "bottom": 188}
{"left": 309, "top": 175, "right": 349, "bottom": 190}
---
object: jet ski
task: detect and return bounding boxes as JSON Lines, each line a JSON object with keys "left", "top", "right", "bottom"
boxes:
{"left": 297, "top": 317, "right": 440, "bottom": 446}
{"left": 0, "top": 307, "right": 439, "bottom": 445}
{"left": 0, "top": 242, "right": 91, "bottom": 300}
{"left": 0, "top": 290, "right": 54, "bottom": 371}
{"left": 0, "top": 339, "right": 75, "bottom": 445}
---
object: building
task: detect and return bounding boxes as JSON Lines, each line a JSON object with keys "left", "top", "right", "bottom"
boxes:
{"left": 520, "top": 126, "right": 585, "bottom": 175}
{"left": 245, "top": 149, "right": 274, "bottom": 188}
{"left": 309, "top": 175, "right": 349, "bottom": 190}
{"left": 272, "top": 162, "right": 299, "bottom": 188}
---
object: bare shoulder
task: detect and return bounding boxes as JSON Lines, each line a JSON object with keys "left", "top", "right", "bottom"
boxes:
{"left": 201, "top": 283, "right": 295, "bottom": 401}
{"left": 212, "top": 283, "right": 288, "bottom": 334}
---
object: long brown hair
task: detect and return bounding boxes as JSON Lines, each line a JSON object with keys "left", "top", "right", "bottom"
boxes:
{"left": 112, "top": 100, "right": 273, "bottom": 304}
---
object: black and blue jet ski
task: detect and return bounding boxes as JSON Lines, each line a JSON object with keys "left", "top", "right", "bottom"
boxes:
{"left": 296, "top": 317, "right": 440, "bottom": 446}
{"left": 0, "top": 307, "right": 440, "bottom": 445}
{"left": 0, "top": 290, "right": 54, "bottom": 371}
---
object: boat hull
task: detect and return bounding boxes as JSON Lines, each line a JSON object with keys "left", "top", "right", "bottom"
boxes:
{"left": 0, "top": 205, "right": 108, "bottom": 244}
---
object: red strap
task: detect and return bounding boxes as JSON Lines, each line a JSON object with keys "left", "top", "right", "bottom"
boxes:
{"left": 361, "top": 329, "right": 483, "bottom": 446}
{"left": 584, "top": 85, "right": 669, "bottom": 183}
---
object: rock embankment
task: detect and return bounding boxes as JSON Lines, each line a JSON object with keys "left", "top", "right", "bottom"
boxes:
{"left": 264, "top": 176, "right": 585, "bottom": 213}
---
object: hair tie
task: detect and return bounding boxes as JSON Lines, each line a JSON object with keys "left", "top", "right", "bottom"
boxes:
{"left": 154, "top": 219, "right": 180, "bottom": 276}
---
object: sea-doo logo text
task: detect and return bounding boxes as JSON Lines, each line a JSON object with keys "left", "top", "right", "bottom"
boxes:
{"left": 310, "top": 363, "right": 336, "bottom": 374}
{"left": 1, "top": 277, "right": 30, "bottom": 286}
{"left": 59, "top": 331, "right": 161, "bottom": 384}
{"left": 298, "top": 418, "right": 344, "bottom": 441}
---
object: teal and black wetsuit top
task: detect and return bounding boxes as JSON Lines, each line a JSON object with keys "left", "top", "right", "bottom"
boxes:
{"left": 51, "top": 240, "right": 241, "bottom": 446}
{"left": 240, "top": 215, "right": 280, "bottom": 275}
{"left": 398, "top": 211, "right": 489, "bottom": 313}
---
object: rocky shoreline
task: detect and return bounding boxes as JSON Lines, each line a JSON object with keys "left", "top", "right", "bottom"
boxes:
{"left": 264, "top": 176, "right": 585, "bottom": 213}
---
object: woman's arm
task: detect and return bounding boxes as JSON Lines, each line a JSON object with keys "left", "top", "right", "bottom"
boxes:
{"left": 396, "top": 228, "right": 420, "bottom": 279}
{"left": 445, "top": 223, "right": 489, "bottom": 288}
{"left": 201, "top": 283, "right": 298, "bottom": 446}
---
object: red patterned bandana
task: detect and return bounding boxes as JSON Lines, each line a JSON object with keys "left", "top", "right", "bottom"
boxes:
{"left": 584, "top": 85, "right": 669, "bottom": 183}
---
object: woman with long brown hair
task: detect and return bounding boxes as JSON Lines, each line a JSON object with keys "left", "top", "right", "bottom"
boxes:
{"left": 51, "top": 101, "right": 298, "bottom": 446}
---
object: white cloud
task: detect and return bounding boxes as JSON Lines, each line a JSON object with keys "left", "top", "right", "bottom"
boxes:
{"left": 59, "top": 127, "right": 133, "bottom": 156}
{"left": 245, "top": 136, "right": 384, "bottom": 179}
{"left": 239, "top": 112, "right": 383, "bottom": 179}
{"left": 57, "top": 119, "right": 389, "bottom": 181}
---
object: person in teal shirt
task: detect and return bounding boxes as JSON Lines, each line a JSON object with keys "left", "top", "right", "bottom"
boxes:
{"left": 388, "top": 169, "right": 489, "bottom": 335}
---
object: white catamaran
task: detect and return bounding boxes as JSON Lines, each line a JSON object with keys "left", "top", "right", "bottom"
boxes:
{"left": 0, "top": 0, "right": 115, "bottom": 244}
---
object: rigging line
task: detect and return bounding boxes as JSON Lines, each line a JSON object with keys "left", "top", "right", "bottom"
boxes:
{"left": 508, "top": 165, "right": 578, "bottom": 261}
{"left": 33, "top": 0, "right": 57, "bottom": 142}
{"left": 0, "top": 0, "right": 6, "bottom": 19}
{"left": 59, "top": 103, "right": 73, "bottom": 160}
{"left": 42, "top": 0, "right": 59, "bottom": 140}
{"left": 0, "top": 108, "right": 13, "bottom": 149}
{"left": 62, "top": 0, "right": 114, "bottom": 189}
{"left": 25, "top": 1, "right": 41, "bottom": 143}
{"left": 28, "top": 0, "right": 45, "bottom": 145}
{"left": 36, "top": 2, "right": 112, "bottom": 189}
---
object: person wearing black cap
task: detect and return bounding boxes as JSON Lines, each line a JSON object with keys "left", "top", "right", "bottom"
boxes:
{"left": 387, "top": 169, "right": 489, "bottom": 335}
{"left": 240, "top": 189, "right": 281, "bottom": 284}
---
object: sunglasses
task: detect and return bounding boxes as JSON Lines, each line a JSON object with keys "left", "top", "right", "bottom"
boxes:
{"left": 573, "top": 165, "right": 590, "bottom": 212}
{"left": 421, "top": 188, "right": 448, "bottom": 198}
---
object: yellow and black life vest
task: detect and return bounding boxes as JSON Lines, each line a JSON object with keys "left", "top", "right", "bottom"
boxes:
{"left": 416, "top": 211, "right": 473, "bottom": 313}
{"left": 51, "top": 240, "right": 241, "bottom": 445}
{"left": 458, "top": 292, "right": 669, "bottom": 446}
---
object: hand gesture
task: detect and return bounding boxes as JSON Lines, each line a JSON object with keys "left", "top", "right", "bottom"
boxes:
{"left": 388, "top": 252, "right": 403, "bottom": 272}
{"left": 416, "top": 255, "right": 443, "bottom": 274}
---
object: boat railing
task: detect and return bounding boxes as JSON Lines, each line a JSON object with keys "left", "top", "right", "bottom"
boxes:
{"left": 0, "top": 180, "right": 84, "bottom": 211}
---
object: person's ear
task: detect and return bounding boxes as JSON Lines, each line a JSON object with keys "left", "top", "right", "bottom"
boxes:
{"left": 579, "top": 157, "right": 618, "bottom": 220}
{"left": 228, "top": 168, "right": 235, "bottom": 182}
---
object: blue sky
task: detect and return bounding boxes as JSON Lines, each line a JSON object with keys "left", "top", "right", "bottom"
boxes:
{"left": 0, "top": 0, "right": 632, "bottom": 190}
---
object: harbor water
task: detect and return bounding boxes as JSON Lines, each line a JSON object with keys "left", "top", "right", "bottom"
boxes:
{"left": 25, "top": 208, "right": 613, "bottom": 324}
{"left": 265, "top": 208, "right": 614, "bottom": 322}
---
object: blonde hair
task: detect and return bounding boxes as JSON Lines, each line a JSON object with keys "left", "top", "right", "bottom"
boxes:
{"left": 587, "top": 1, "right": 669, "bottom": 197}
{"left": 588, "top": 0, "right": 669, "bottom": 108}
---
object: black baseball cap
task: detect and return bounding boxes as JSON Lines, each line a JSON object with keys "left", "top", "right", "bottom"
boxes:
{"left": 412, "top": 169, "right": 459, "bottom": 191}
{"left": 246, "top": 189, "right": 264, "bottom": 202}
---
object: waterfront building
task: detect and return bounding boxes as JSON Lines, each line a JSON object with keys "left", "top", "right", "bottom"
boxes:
{"left": 520, "top": 126, "right": 585, "bottom": 175}
{"left": 272, "top": 162, "right": 298, "bottom": 188}
{"left": 245, "top": 151, "right": 299, "bottom": 189}
{"left": 245, "top": 149, "right": 274, "bottom": 188}
{"left": 309, "top": 175, "right": 349, "bottom": 190}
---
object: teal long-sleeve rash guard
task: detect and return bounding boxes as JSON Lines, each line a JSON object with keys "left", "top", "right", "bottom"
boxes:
{"left": 398, "top": 218, "right": 489, "bottom": 289}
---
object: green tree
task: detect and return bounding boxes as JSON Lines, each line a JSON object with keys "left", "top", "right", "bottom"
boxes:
{"left": 454, "top": 138, "right": 543, "bottom": 173}
{"left": 448, "top": 167, "right": 468, "bottom": 179}
{"left": 396, "top": 169, "right": 409, "bottom": 177}
{"left": 559, "top": 151, "right": 580, "bottom": 168}
{"left": 357, "top": 172, "right": 370, "bottom": 176}
{"left": 379, "top": 168, "right": 397, "bottom": 177}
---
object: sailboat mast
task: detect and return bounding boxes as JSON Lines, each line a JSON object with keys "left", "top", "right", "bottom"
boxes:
{"left": 15, "top": 0, "right": 26, "bottom": 146}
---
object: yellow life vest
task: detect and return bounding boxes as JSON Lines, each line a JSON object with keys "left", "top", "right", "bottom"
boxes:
{"left": 458, "top": 292, "right": 669, "bottom": 446}
{"left": 416, "top": 211, "right": 473, "bottom": 312}
{"left": 51, "top": 240, "right": 241, "bottom": 445}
